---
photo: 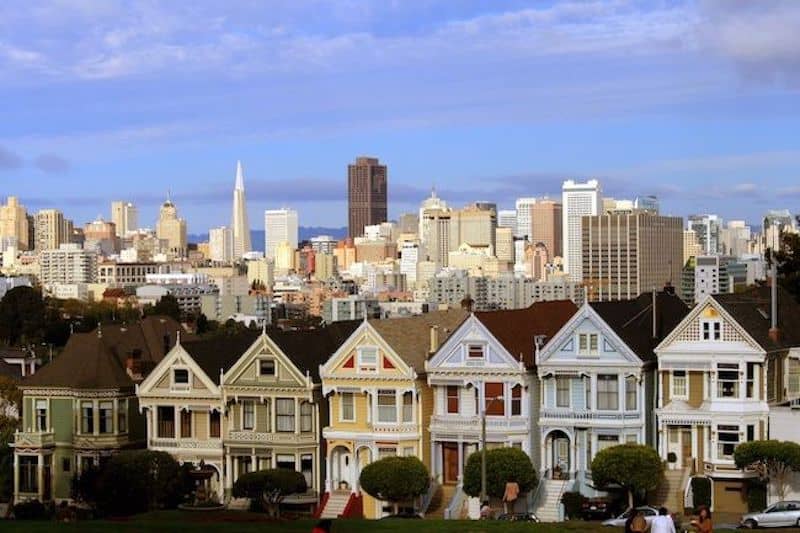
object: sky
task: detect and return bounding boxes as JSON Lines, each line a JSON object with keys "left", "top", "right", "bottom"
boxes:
{"left": 0, "top": 0, "right": 799, "bottom": 233}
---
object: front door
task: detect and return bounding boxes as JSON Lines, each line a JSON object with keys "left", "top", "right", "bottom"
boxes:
{"left": 332, "top": 449, "right": 353, "bottom": 491}
{"left": 443, "top": 444, "right": 459, "bottom": 484}
{"left": 43, "top": 459, "right": 51, "bottom": 501}
{"left": 552, "top": 437, "right": 570, "bottom": 478}
{"left": 681, "top": 429, "right": 692, "bottom": 469}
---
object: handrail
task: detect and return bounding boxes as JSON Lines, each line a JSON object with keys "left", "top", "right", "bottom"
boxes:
{"left": 444, "top": 483, "right": 466, "bottom": 520}
{"left": 420, "top": 477, "right": 437, "bottom": 516}
{"left": 530, "top": 469, "right": 548, "bottom": 511}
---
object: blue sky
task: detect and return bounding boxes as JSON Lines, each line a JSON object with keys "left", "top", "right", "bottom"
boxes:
{"left": 0, "top": 0, "right": 799, "bottom": 232}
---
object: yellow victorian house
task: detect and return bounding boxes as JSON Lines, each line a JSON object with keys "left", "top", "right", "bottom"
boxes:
{"left": 318, "top": 310, "right": 468, "bottom": 519}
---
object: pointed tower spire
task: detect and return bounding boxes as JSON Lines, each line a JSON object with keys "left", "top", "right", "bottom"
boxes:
{"left": 231, "top": 160, "right": 252, "bottom": 258}
{"left": 235, "top": 160, "right": 245, "bottom": 191}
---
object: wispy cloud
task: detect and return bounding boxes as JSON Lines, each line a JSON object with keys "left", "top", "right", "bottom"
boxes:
{"left": 34, "top": 154, "right": 70, "bottom": 173}
{"left": 0, "top": 145, "right": 23, "bottom": 170}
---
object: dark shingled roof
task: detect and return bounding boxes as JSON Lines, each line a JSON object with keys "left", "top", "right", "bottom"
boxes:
{"left": 369, "top": 310, "right": 469, "bottom": 373}
{"left": 23, "top": 316, "right": 185, "bottom": 390}
{"left": 475, "top": 300, "right": 579, "bottom": 368}
{"left": 182, "top": 321, "right": 362, "bottom": 384}
{"left": 590, "top": 291, "right": 690, "bottom": 362}
{"left": 714, "top": 285, "right": 800, "bottom": 351}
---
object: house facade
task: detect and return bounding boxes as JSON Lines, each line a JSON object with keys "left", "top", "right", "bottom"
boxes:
{"left": 319, "top": 311, "right": 467, "bottom": 519}
{"left": 12, "top": 317, "right": 181, "bottom": 503}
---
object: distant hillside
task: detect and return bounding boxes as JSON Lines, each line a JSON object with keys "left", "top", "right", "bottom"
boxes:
{"left": 188, "top": 227, "right": 347, "bottom": 251}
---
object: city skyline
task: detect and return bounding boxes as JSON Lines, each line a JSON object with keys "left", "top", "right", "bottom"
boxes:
{"left": 0, "top": 1, "right": 798, "bottom": 230}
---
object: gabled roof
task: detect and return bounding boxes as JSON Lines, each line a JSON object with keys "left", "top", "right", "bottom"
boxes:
{"left": 368, "top": 310, "right": 469, "bottom": 373}
{"left": 182, "top": 330, "right": 261, "bottom": 385}
{"left": 475, "top": 300, "right": 578, "bottom": 368}
{"left": 590, "top": 292, "right": 690, "bottom": 362}
{"left": 714, "top": 286, "right": 800, "bottom": 351}
{"left": 23, "top": 316, "right": 184, "bottom": 390}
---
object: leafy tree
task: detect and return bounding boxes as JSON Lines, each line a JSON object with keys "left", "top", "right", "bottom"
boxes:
{"left": 0, "top": 286, "right": 46, "bottom": 345}
{"left": 232, "top": 469, "right": 307, "bottom": 518}
{"left": 144, "top": 294, "right": 181, "bottom": 321}
{"left": 734, "top": 440, "right": 800, "bottom": 502}
{"left": 0, "top": 414, "right": 20, "bottom": 500}
{"left": 195, "top": 313, "right": 209, "bottom": 334}
{"left": 463, "top": 447, "right": 536, "bottom": 500}
{"left": 591, "top": 444, "right": 663, "bottom": 509}
{"left": 95, "top": 450, "right": 182, "bottom": 516}
{"left": 359, "top": 456, "right": 430, "bottom": 515}
{"left": 771, "top": 231, "right": 800, "bottom": 303}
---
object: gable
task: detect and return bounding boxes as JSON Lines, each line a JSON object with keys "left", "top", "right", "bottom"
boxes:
{"left": 427, "top": 315, "right": 524, "bottom": 371}
{"left": 138, "top": 343, "right": 218, "bottom": 396}
{"left": 321, "top": 322, "right": 412, "bottom": 380}
{"left": 223, "top": 334, "right": 308, "bottom": 388}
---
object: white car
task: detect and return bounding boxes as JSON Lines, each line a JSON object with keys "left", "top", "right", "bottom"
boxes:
{"left": 602, "top": 506, "right": 659, "bottom": 527}
{"left": 741, "top": 501, "right": 800, "bottom": 528}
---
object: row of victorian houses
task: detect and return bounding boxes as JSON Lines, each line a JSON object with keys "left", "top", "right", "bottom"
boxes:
{"left": 11, "top": 284, "right": 800, "bottom": 518}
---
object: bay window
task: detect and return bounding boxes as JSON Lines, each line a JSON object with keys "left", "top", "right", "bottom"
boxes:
{"left": 19, "top": 456, "right": 38, "bottom": 493}
{"left": 402, "top": 391, "right": 413, "bottom": 423}
{"left": 511, "top": 384, "right": 522, "bottom": 415}
{"left": 484, "top": 383, "right": 504, "bottom": 416}
{"left": 556, "top": 377, "right": 570, "bottom": 408}
{"left": 99, "top": 401, "right": 114, "bottom": 434}
{"left": 180, "top": 409, "right": 192, "bottom": 438}
{"left": 377, "top": 390, "right": 397, "bottom": 422}
{"left": 672, "top": 370, "right": 687, "bottom": 398}
{"left": 597, "top": 375, "right": 619, "bottom": 410}
{"left": 625, "top": 376, "right": 637, "bottom": 411}
{"left": 340, "top": 393, "right": 355, "bottom": 421}
{"left": 276, "top": 399, "right": 295, "bottom": 432}
{"left": 717, "top": 425, "right": 739, "bottom": 459}
{"left": 597, "top": 434, "right": 619, "bottom": 452}
{"left": 300, "top": 402, "right": 313, "bottom": 432}
{"left": 81, "top": 401, "right": 94, "bottom": 434}
{"left": 157, "top": 406, "right": 174, "bottom": 438}
{"left": 209, "top": 411, "right": 221, "bottom": 438}
{"left": 717, "top": 364, "right": 739, "bottom": 398}
{"left": 446, "top": 385, "right": 459, "bottom": 414}
{"left": 242, "top": 400, "right": 255, "bottom": 430}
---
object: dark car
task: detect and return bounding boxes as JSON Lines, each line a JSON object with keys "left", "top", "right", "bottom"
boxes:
{"left": 582, "top": 497, "right": 613, "bottom": 520}
{"left": 497, "top": 512, "right": 540, "bottom": 522}
{"left": 380, "top": 511, "right": 422, "bottom": 519}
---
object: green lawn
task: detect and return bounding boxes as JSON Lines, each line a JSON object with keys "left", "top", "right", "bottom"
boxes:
{"left": 0, "top": 511, "right": 742, "bottom": 532}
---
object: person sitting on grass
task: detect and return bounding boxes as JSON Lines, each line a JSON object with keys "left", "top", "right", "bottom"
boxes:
{"left": 480, "top": 500, "right": 492, "bottom": 519}
{"left": 690, "top": 506, "right": 712, "bottom": 533}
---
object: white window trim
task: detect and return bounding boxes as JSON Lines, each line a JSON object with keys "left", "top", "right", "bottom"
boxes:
{"left": 171, "top": 366, "right": 191, "bottom": 392}
{"left": 465, "top": 343, "right": 486, "bottom": 359}
{"left": 339, "top": 392, "right": 356, "bottom": 422}
{"left": 555, "top": 376, "right": 571, "bottom": 409}
{"left": 357, "top": 346, "right": 379, "bottom": 372}
{"left": 672, "top": 370, "right": 688, "bottom": 400}
{"left": 701, "top": 319, "right": 722, "bottom": 341}
{"left": 241, "top": 399, "right": 256, "bottom": 431}
{"left": 34, "top": 398, "right": 49, "bottom": 432}
{"left": 257, "top": 358, "right": 277, "bottom": 378}
{"left": 376, "top": 389, "right": 398, "bottom": 424}
{"left": 577, "top": 333, "right": 600, "bottom": 357}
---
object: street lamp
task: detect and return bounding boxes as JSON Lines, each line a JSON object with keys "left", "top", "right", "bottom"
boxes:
{"left": 480, "top": 395, "right": 504, "bottom": 503}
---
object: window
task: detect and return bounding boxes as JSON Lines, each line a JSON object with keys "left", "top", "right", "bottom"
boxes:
{"left": 511, "top": 385, "right": 522, "bottom": 416}
{"left": 702, "top": 320, "right": 721, "bottom": 340}
{"left": 717, "top": 364, "right": 739, "bottom": 398}
{"left": 597, "top": 375, "right": 619, "bottom": 410}
{"left": 237, "top": 456, "right": 252, "bottom": 475}
{"left": 62, "top": 458, "right": 71, "bottom": 473}
{"left": 467, "top": 344, "right": 484, "bottom": 359}
{"left": 99, "top": 401, "right": 113, "bottom": 434}
{"left": 402, "top": 391, "right": 413, "bottom": 423}
{"left": 81, "top": 401, "right": 94, "bottom": 434}
{"left": 484, "top": 383, "right": 505, "bottom": 416}
{"left": 180, "top": 410, "right": 192, "bottom": 438}
{"left": 717, "top": 425, "right": 740, "bottom": 459}
{"left": 747, "top": 424, "right": 755, "bottom": 442}
{"left": 446, "top": 386, "right": 459, "bottom": 414}
{"left": 597, "top": 434, "right": 619, "bottom": 452}
{"left": 173, "top": 368, "right": 190, "bottom": 389}
{"left": 157, "top": 406, "right": 175, "bottom": 438}
{"left": 118, "top": 399, "right": 128, "bottom": 433}
{"left": 301, "top": 454, "right": 314, "bottom": 488}
{"left": 789, "top": 359, "right": 800, "bottom": 396}
{"left": 242, "top": 400, "right": 255, "bottom": 430}
{"left": 625, "top": 376, "right": 637, "bottom": 411}
{"left": 556, "top": 377, "right": 570, "bottom": 408}
{"left": 19, "top": 456, "right": 37, "bottom": 493}
{"left": 259, "top": 359, "right": 276, "bottom": 377}
{"left": 209, "top": 411, "right": 221, "bottom": 438}
{"left": 300, "top": 402, "right": 313, "bottom": 432}
{"left": 276, "top": 454, "right": 296, "bottom": 470}
{"left": 378, "top": 447, "right": 397, "bottom": 459}
{"left": 402, "top": 446, "right": 415, "bottom": 456}
{"left": 579, "top": 333, "right": 599, "bottom": 355}
{"left": 625, "top": 434, "right": 638, "bottom": 444}
{"left": 746, "top": 363, "right": 755, "bottom": 399}
{"left": 35, "top": 399, "right": 47, "bottom": 431}
{"left": 276, "top": 399, "right": 295, "bottom": 432}
{"left": 340, "top": 393, "right": 355, "bottom": 421}
{"left": 377, "top": 390, "right": 397, "bottom": 422}
{"left": 357, "top": 347, "right": 378, "bottom": 371}
{"left": 672, "top": 370, "right": 687, "bottom": 398}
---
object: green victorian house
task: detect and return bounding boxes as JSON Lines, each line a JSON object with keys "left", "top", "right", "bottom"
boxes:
{"left": 12, "top": 316, "right": 183, "bottom": 503}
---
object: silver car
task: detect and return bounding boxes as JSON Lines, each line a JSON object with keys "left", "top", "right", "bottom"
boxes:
{"left": 741, "top": 501, "right": 800, "bottom": 528}
{"left": 602, "top": 506, "right": 659, "bottom": 527}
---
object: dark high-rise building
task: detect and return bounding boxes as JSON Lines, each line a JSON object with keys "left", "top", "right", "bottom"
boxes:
{"left": 348, "top": 156, "right": 387, "bottom": 238}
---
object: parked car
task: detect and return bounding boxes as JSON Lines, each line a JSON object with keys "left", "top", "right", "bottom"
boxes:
{"left": 380, "top": 511, "right": 422, "bottom": 519}
{"left": 496, "top": 512, "right": 540, "bottom": 522}
{"left": 602, "top": 506, "right": 659, "bottom": 527}
{"left": 741, "top": 501, "right": 800, "bottom": 528}
{"left": 581, "top": 497, "right": 613, "bottom": 520}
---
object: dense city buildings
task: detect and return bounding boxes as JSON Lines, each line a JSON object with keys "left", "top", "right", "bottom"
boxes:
{"left": 110, "top": 201, "right": 138, "bottom": 238}
{"left": 562, "top": 179, "right": 601, "bottom": 282}
{"left": 347, "top": 156, "right": 387, "bottom": 239}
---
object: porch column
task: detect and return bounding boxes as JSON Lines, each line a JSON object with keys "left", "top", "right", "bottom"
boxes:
{"left": 430, "top": 439, "right": 437, "bottom": 483}
{"left": 37, "top": 453, "right": 43, "bottom": 500}
{"left": 271, "top": 398, "right": 276, "bottom": 432}
{"left": 225, "top": 453, "right": 233, "bottom": 489}
{"left": 457, "top": 437, "right": 464, "bottom": 480}
{"left": 325, "top": 450, "right": 331, "bottom": 492}
{"left": 12, "top": 452, "right": 18, "bottom": 504}
{"left": 295, "top": 398, "right": 300, "bottom": 435}
{"left": 174, "top": 406, "right": 179, "bottom": 439}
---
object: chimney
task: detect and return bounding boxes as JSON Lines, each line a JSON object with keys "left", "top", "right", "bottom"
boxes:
{"left": 652, "top": 287, "right": 658, "bottom": 339}
{"left": 534, "top": 335, "right": 547, "bottom": 365}
{"left": 429, "top": 325, "right": 440, "bottom": 355}
{"left": 769, "top": 260, "right": 780, "bottom": 343}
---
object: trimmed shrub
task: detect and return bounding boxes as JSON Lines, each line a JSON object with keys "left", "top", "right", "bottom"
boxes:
{"left": 359, "top": 456, "right": 429, "bottom": 515}
{"left": 561, "top": 491, "right": 587, "bottom": 519}
{"left": 233, "top": 469, "right": 307, "bottom": 518}
{"left": 95, "top": 450, "right": 182, "bottom": 516}
{"left": 691, "top": 477, "right": 711, "bottom": 510}
{"left": 463, "top": 447, "right": 536, "bottom": 499}
{"left": 591, "top": 444, "right": 663, "bottom": 509}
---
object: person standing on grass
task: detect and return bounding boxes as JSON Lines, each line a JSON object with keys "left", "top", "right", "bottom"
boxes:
{"left": 311, "top": 518, "right": 332, "bottom": 533}
{"left": 690, "top": 506, "right": 713, "bottom": 533}
{"left": 650, "top": 507, "right": 676, "bottom": 533}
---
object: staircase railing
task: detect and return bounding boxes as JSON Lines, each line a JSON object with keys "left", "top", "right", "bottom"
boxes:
{"left": 444, "top": 483, "right": 466, "bottom": 520}
{"left": 420, "top": 477, "right": 438, "bottom": 516}
{"left": 529, "top": 468, "right": 549, "bottom": 511}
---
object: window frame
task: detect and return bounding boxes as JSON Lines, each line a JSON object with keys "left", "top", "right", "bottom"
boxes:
{"left": 511, "top": 384, "right": 522, "bottom": 416}
{"left": 35, "top": 399, "right": 48, "bottom": 432}
{"left": 625, "top": 376, "right": 637, "bottom": 411}
{"left": 446, "top": 385, "right": 459, "bottom": 414}
{"left": 98, "top": 401, "right": 114, "bottom": 434}
{"left": 717, "top": 424, "right": 740, "bottom": 460}
{"left": 357, "top": 346, "right": 379, "bottom": 372}
{"left": 209, "top": 410, "right": 221, "bottom": 438}
{"left": 702, "top": 320, "right": 722, "bottom": 341}
{"left": 402, "top": 391, "right": 413, "bottom": 423}
{"left": 484, "top": 382, "right": 505, "bottom": 416}
{"left": 258, "top": 359, "right": 276, "bottom": 377}
{"left": 81, "top": 401, "right": 95, "bottom": 434}
{"left": 596, "top": 374, "right": 619, "bottom": 411}
{"left": 172, "top": 367, "right": 190, "bottom": 391}
{"left": 300, "top": 402, "right": 313, "bottom": 432}
{"left": 578, "top": 333, "right": 599, "bottom": 356}
{"left": 672, "top": 370, "right": 688, "bottom": 399}
{"left": 340, "top": 392, "right": 355, "bottom": 422}
{"left": 241, "top": 399, "right": 256, "bottom": 431}
{"left": 717, "top": 363, "right": 740, "bottom": 399}
{"left": 466, "top": 343, "right": 485, "bottom": 359}
{"left": 276, "top": 398, "right": 296, "bottom": 433}
{"left": 180, "top": 409, "right": 192, "bottom": 438}
{"left": 555, "top": 377, "right": 570, "bottom": 408}
{"left": 376, "top": 389, "right": 397, "bottom": 423}
{"left": 117, "top": 398, "right": 128, "bottom": 434}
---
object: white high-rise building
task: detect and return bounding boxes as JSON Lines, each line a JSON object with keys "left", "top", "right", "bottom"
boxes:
{"left": 515, "top": 197, "right": 537, "bottom": 239}
{"left": 110, "top": 201, "right": 138, "bottom": 238}
{"left": 209, "top": 226, "right": 233, "bottom": 263}
{"left": 231, "top": 161, "right": 252, "bottom": 259}
{"left": 498, "top": 209, "right": 517, "bottom": 231}
{"left": 399, "top": 241, "right": 423, "bottom": 286}
{"left": 264, "top": 209, "right": 298, "bottom": 259}
{"left": 562, "top": 179, "right": 601, "bottom": 281}
{"left": 39, "top": 243, "right": 97, "bottom": 285}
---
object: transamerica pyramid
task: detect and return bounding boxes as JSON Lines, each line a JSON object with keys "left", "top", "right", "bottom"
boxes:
{"left": 231, "top": 160, "right": 252, "bottom": 258}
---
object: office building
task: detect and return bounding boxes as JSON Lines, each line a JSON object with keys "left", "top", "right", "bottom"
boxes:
{"left": 634, "top": 195, "right": 659, "bottom": 214}
{"left": 515, "top": 197, "right": 537, "bottom": 239}
{"left": 347, "top": 156, "right": 387, "bottom": 238}
{"left": 83, "top": 217, "right": 118, "bottom": 256}
{"left": 35, "top": 209, "right": 73, "bottom": 251}
{"left": 419, "top": 190, "right": 452, "bottom": 267}
{"left": 264, "top": 209, "right": 298, "bottom": 260}
{"left": 562, "top": 179, "right": 601, "bottom": 281}
{"left": 450, "top": 202, "right": 496, "bottom": 250}
{"left": 110, "top": 201, "right": 138, "bottom": 238}
{"left": 39, "top": 243, "right": 97, "bottom": 286}
{"left": 763, "top": 209, "right": 797, "bottom": 251}
{"left": 720, "top": 220, "right": 751, "bottom": 257}
{"left": 687, "top": 214, "right": 722, "bottom": 255}
{"left": 0, "top": 196, "right": 30, "bottom": 250}
{"left": 495, "top": 226, "right": 514, "bottom": 263}
{"left": 531, "top": 199, "right": 562, "bottom": 258}
{"left": 209, "top": 226, "right": 234, "bottom": 263}
{"left": 310, "top": 235, "right": 337, "bottom": 255}
{"left": 155, "top": 197, "right": 187, "bottom": 257}
{"left": 497, "top": 209, "right": 517, "bottom": 231}
{"left": 681, "top": 255, "right": 733, "bottom": 305}
{"left": 582, "top": 212, "right": 683, "bottom": 301}
{"left": 231, "top": 161, "right": 252, "bottom": 259}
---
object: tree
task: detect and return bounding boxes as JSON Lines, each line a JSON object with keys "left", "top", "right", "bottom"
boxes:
{"left": 144, "top": 294, "right": 181, "bottom": 321}
{"left": 95, "top": 450, "right": 182, "bottom": 516}
{"left": 359, "top": 456, "right": 430, "bottom": 515}
{"left": 0, "top": 286, "right": 46, "bottom": 345}
{"left": 0, "top": 415, "right": 19, "bottom": 501}
{"left": 771, "top": 231, "right": 800, "bottom": 303}
{"left": 734, "top": 440, "right": 800, "bottom": 502}
{"left": 232, "top": 469, "right": 307, "bottom": 518}
{"left": 591, "top": 444, "right": 663, "bottom": 509}
{"left": 463, "top": 447, "right": 536, "bottom": 500}
{"left": 195, "top": 313, "right": 209, "bottom": 334}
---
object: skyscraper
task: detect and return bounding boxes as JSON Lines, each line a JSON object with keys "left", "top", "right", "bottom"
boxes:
{"left": 515, "top": 197, "right": 537, "bottom": 239}
{"left": 0, "top": 196, "right": 30, "bottom": 250}
{"left": 231, "top": 161, "right": 252, "bottom": 259}
{"left": 419, "top": 190, "right": 451, "bottom": 267}
{"left": 531, "top": 199, "right": 562, "bottom": 258}
{"left": 156, "top": 196, "right": 187, "bottom": 257}
{"left": 35, "top": 209, "right": 72, "bottom": 251}
{"left": 347, "top": 156, "right": 387, "bottom": 238}
{"left": 562, "top": 179, "right": 601, "bottom": 281}
{"left": 209, "top": 226, "right": 233, "bottom": 263}
{"left": 264, "top": 209, "right": 299, "bottom": 260}
{"left": 110, "top": 201, "right": 138, "bottom": 238}
{"left": 687, "top": 214, "right": 722, "bottom": 255}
